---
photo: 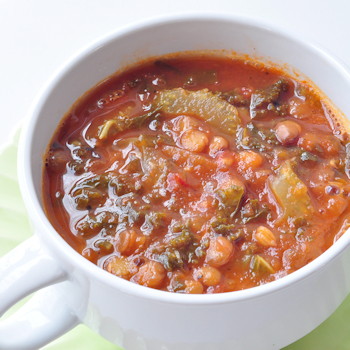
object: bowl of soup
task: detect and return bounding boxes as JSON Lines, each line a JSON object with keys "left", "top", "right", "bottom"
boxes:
{"left": 1, "top": 13, "right": 350, "bottom": 350}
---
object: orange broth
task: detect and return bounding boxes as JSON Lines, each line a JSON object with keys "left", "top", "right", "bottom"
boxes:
{"left": 43, "top": 55, "right": 350, "bottom": 293}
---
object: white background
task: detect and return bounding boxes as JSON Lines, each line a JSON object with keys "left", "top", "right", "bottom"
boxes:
{"left": 1, "top": 0, "right": 350, "bottom": 149}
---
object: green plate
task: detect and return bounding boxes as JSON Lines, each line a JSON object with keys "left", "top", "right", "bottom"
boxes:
{"left": 1, "top": 127, "right": 350, "bottom": 350}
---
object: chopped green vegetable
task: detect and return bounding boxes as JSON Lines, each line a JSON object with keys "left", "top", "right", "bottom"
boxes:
{"left": 250, "top": 79, "right": 289, "bottom": 119}
{"left": 240, "top": 199, "right": 269, "bottom": 224}
{"left": 266, "top": 102, "right": 289, "bottom": 116}
{"left": 109, "top": 174, "right": 142, "bottom": 195}
{"left": 157, "top": 247, "right": 185, "bottom": 271}
{"left": 121, "top": 153, "right": 142, "bottom": 174}
{"left": 153, "top": 221, "right": 200, "bottom": 271}
{"left": 74, "top": 174, "right": 109, "bottom": 189}
{"left": 115, "top": 199, "right": 142, "bottom": 226}
{"left": 184, "top": 69, "right": 218, "bottom": 86}
{"left": 95, "top": 240, "right": 114, "bottom": 254}
{"left": 98, "top": 109, "right": 159, "bottom": 139}
{"left": 71, "top": 174, "right": 109, "bottom": 209}
{"left": 170, "top": 276, "right": 186, "bottom": 292}
{"left": 236, "top": 124, "right": 266, "bottom": 151}
{"left": 251, "top": 79, "right": 289, "bottom": 108}
{"left": 73, "top": 188, "right": 106, "bottom": 210}
{"left": 250, "top": 255, "right": 275, "bottom": 274}
{"left": 145, "top": 211, "right": 167, "bottom": 230}
{"left": 299, "top": 151, "right": 320, "bottom": 166}
{"left": 295, "top": 83, "right": 323, "bottom": 110}
{"left": 216, "top": 185, "right": 245, "bottom": 218}
{"left": 212, "top": 222, "right": 236, "bottom": 235}
{"left": 192, "top": 235, "right": 209, "bottom": 258}
{"left": 169, "top": 228, "right": 195, "bottom": 249}
{"left": 219, "top": 89, "right": 249, "bottom": 107}
{"left": 76, "top": 211, "right": 117, "bottom": 236}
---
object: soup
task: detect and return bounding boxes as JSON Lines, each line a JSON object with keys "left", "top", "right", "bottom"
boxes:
{"left": 43, "top": 54, "right": 350, "bottom": 293}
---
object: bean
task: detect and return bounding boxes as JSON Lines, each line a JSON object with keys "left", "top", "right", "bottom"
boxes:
{"left": 205, "top": 236, "right": 234, "bottom": 267}
{"left": 209, "top": 136, "right": 229, "bottom": 155}
{"left": 176, "top": 116, "right": 199, "bottom": 131}
{"left": 220, "top": 176, "right": 244, "bottom": 190}
{"left": 318, "top": 136, "right": 340, "bottom": 156}
{"left": 215, "top": 151, "right": 234, "bottom": 170}
{"left": 46, "top": 149, "right": 69, "bottom": 173}
{"left": 184, "top": 280, "right": 204, "bottom": 294}
{"left": 118, "top": 230, "right": 145, "bottom": 256}
{"left": 298, "top": 132, "right": 318, "bottom": 152}
{"left": 326, "top": 197, "right": 348, "bottom": 218}
{"left": 82, "top": 247, "right": 99, "bottom": 263}
{"left": 254, "top": 226, "right": 277, "bottom": 247}
{"left": 275, "top": 120, "right": 301, "bottom": 145}
{"left": 131, "top": 260, "right": 166, "bottom": 288}
{"left": 118, "top": 229, "right": 137, "bottom": 255}
{"left": 236, "top": 150, "right": 263, "bottom": 171}
{"left": 106, "top": 256, "right": 133, "bottom": 279}
{"left": 181, "top": 130, "right": 209, "bottom": 153}
{"left": 194, "top": 266, "right": 222, "bottom": 286}
{"left": 289, "top": 96, "right": 313, "bottom": 119}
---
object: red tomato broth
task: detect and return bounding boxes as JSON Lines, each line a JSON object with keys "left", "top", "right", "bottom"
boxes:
{"left": 43, "top": 55, "right": 350, "bottom": 293}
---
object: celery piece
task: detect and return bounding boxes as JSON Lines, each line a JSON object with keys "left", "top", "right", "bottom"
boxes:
{"left": 154, "top": 88, "right": 241, "bottom": 136}
{"left": 269, "top": 161, "right": 313, "bottom": 227}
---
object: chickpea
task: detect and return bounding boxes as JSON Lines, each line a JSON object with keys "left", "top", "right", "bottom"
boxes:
{"left": 184, "top": 280, "right": 204, "bottom": 294}
{"left": 176, "top": 116, "right": 199, "bottom": 131}
{"left": 106, "top": 256, "right": 133, "bottom": 279}
{"left": 298, "top": 132, "right": 318, "bottom": 152}
{"left": 209, "top": 136, "right": 229, "bottom": 156}
{"left": 236, "top": 150, "right": 263, "bottom": 171}
{"left": 275, "top": 120, "right": 301, "bottom": 145}
{"left": 215, "top": 151, "right": 234, "bottom": 170}
{"left": 181, "top": 130, "right": 209, "bottom": 153}
{"left": 326, "top": 197, "right": 348, "bottom": 217}
{"left": 318, "top": 136, "right": 341, "bottom": 156}
{"left": 205, "top": 236, "right": 234, "bottom": 267}
{"left": 194, "top": 266, "right": 222, "bottom": 286}
{"left": 254, "top": 226, "right": 277, "bottom": 247}
{"left": 289, "top": 97, "right": 313, "bottom": 119}
{"left": 82, "top": 247, "right": 99, "bottom": 263}
{"left": 117, "top": 230, "right": 145, "bottom": 256}
{"left": 118, "top": 229, "right": 137, "bottom": 255}
{"left": 197, "top": 199, "right": 211, "bottom": 210}
{"left": 47, "top": 149, "right": 69, "bottom": 173}
{"left": 131, "top": 260, "right": 166, "bottom": 288}
{"left": 219, "top": 176, "right": 245, "bottom": 193}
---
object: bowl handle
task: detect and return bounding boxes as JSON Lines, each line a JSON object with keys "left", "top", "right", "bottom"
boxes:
{"left": 0, "top": 236, "right": 80, "bottom": 349}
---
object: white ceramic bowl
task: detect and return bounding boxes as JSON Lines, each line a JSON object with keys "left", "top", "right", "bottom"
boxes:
{"left": 1, "top": 13, "right": 350, "bottom": 350}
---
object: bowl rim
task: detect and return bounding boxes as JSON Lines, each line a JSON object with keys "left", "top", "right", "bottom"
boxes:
{"left": 18, "top": 11, "right": 350, "bottom": 305}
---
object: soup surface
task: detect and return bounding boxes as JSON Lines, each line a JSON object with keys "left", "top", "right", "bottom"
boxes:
{"left": 43, "top": 55, "right": 350, "bottom": 293}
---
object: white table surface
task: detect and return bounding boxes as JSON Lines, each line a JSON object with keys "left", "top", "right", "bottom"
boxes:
{"left": 1, "top": 0, "right": 350, "bottom": 150}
